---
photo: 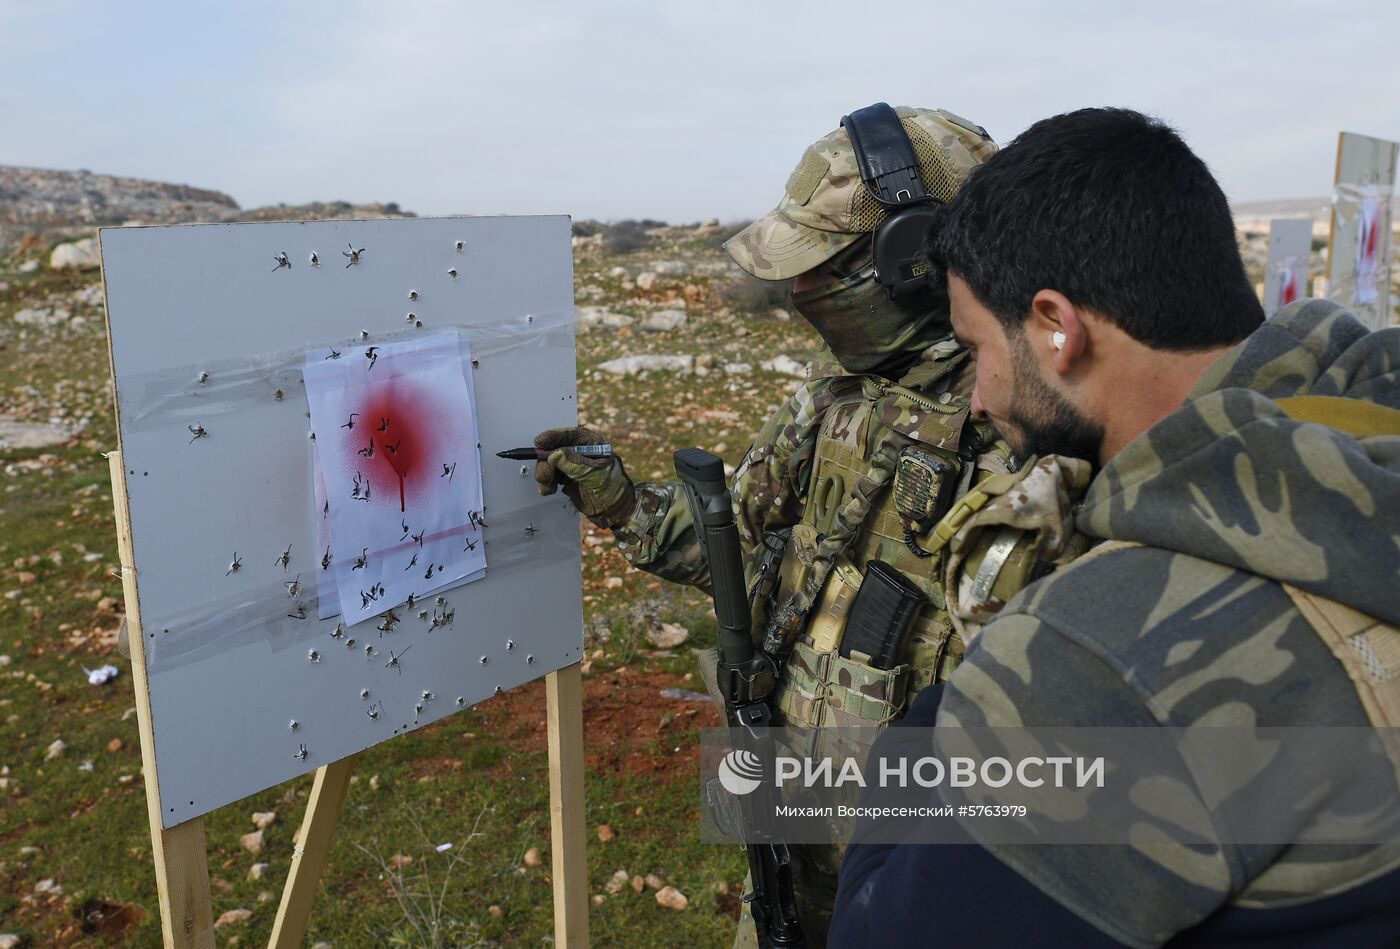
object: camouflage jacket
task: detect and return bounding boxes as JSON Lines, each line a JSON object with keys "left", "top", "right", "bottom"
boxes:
{"left": 614, "top": 338, "right": 1004, "bottom": 624}
{"left": 935, "top": 299, "right": 1400, "bottom": 947}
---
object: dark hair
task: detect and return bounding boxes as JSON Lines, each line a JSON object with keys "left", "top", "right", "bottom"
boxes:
{"left": 930, "top": 108, "right": 1263, "bottom": 350}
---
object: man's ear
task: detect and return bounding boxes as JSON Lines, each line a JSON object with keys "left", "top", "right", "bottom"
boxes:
{"left": 1028, "top": 289, "right": 1086, "bottom": 377}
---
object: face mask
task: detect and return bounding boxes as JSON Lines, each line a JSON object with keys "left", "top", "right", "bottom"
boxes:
{"left": 790, "top": 255, "right": 953, "bottom": 376}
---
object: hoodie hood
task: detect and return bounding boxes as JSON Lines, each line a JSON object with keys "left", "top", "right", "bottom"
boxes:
{"left": 1077, "top": 299, "right": 1400, "bottom": 624}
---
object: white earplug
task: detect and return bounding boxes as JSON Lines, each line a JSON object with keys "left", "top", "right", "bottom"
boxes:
{"left": 1051, "top": 331, "right": 1066, "bottom": 351}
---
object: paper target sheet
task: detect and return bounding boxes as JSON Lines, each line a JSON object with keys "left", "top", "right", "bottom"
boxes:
{"left": 304, "top": 332, "right": 487, "bottom": 623}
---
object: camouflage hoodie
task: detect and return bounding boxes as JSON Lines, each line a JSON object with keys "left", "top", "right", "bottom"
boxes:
{"left": 936, "top": 298, "right": 1400, "bottom": 946}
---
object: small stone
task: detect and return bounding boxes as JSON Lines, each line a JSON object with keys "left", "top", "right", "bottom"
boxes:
{"left": 50, "top": 238, "right": 101, "bottom": 271}
{"left": 655, "top": 885, "right": 688, "bottom": 911}
{"left": 0, "top": 934, "right": 21, "bottom": 949}
{"left": 16, "top": 572, "right": 35, "bottom": 586}
{"left": 239, "top": 830, "right": 265, "bottom": 854}
{"left": 251, "top": 811, "right": 276, "bottom": 830}
{"left": 523, "top": 846, "right": 542, "bottom": 867}
{"left": 646, "top": 623, "right": 688, "bottom": 649}
{"left": 630, "top": 874, "right": 645, "bottom": 893}
{"left": 213, "top": 908, "right": 252, "bottom": 928}
{"left": 636, "top": 272, "right": 659, "bottom": 290}
{"left": 106, "top": 738, "right": 123, "bottom": 753}
{"left": 34, "top": 878, "right": 61, "bottom": 895}
{"left": 605, "top": 869, "right": 630, "bottom": 894}
{"left": 761, "top": 355, "right": 807, "bottom": 379}
{"left": 769, "top": 307, "right": 792, "bottom": 322}
{"left": 0, "top": 656, "right": 8, "bottom": 667}
{"left": 390, "top": 853, "right": 413, "bottom": 868}
{"left": 44, "top": 739, "right": 65, "bottom": 760}
{"left": 645, "top": 873, "right": 665, "bottom": 891}
{"left": 596, "top": 354, "right": 694, "bottom": 377}
{"left": 248, "top": 863, "right": 268, "bottom": 880}
{"left": 591, "top": 894, "right": 606, "bottom": 906}
{"left": 604, "top": 576, "right": 623, "bottom": 589}
{"left": 258, "top": 890, "right": 273, "bottom": 903}
{"left": 596, "top": 824, "right": 616, "bottom": 843}
{"left": 488, "top": 905, "right": 503, "bottom": 919}
{"left": 368, "top": 774, "right": 380, "bottom": 791}
{"left": 640, "top": 309, "right": 687, "bottom": 332}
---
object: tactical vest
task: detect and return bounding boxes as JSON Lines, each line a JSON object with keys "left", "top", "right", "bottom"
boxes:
{"left": 766, "top": 372, "right": 1009, "bottom": 732}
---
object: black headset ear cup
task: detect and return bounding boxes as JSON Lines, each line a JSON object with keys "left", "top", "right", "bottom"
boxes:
{"left": 871, "top": 204, "right": 943, "bottom": 299}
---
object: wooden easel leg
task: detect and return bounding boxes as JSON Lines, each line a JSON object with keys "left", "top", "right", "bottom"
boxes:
{"left": 110, "top": 450, "right": 215, "bottom": 949}
{"left": 547, "top": 662, "right": 589, "bottom": 948}
{"left": 150, "top": 818, "right": 216, "bottom": 949}
{"left": 268, "top": 755, "right": 358, "bottom": 949}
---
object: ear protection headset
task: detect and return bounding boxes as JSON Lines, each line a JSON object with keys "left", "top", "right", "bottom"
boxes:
{"left": 840, "top": 102, "right": 942, "bottom": 300}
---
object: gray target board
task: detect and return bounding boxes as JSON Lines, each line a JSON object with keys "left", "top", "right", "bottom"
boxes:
{"left": 100, "top": 216, "right": 581, "bottom": 827}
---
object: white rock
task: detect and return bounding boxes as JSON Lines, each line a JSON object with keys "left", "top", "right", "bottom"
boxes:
{"left": 576, "top": 306, "right": 635, "bottom": 330}
{"left": 18, "top": 260, "right": 38, "bottom": 273}
{"left": 523, "top": 846, "right": 542, "bottom": 867}
{"left": 34, "top": 878, "right": 61, "bottom": 895}
{"left": 248, "top": 862, "right": 269, "bottom": 880}
{"left": 760, "top": 355, "right": 808, "bottom": 379}
{"left": 651, "top": 260, "right": 687, "bottom": 276}
{"left": 240, "top": 830, "right": 265, "bottom": 854}
{"left": 0, "top": 933, "right": 21, "bottom": 949}
{"left": 640, "top": 309, "right": 687, "bottom": 332}
{"left": 596, "top": 355, "right": 694, "bottom": 377}
{"left": 14, "top": 307, "right": 71, "bottom": 327}
{"left": 722, "top": 362, "right": 752, "bottom": 375}
{"left": 769, "top": 307, "right": 792, "bottom": 322}
{"left": 72, "top": 284, "right": 104, "bottom": 308}
{"left": 50, "top": 238, "right": 101, "bottom": 271}
{"left": 214, "top": 908, "right": 253, "bottom": 928}
{"left": 608, "top": 266, "right": 629, "bottom": 278}
{"left": 44, "top": 739, "right": 66, "bottom": 760}
{"left": 646, "top": 623, "right": 689, "bottom": 649}
{"left": 635, "top": 272, "right": 659, "bottom": 290}
{"left": 606, "top": 868, "right": 631, "bottom": 894}
{"left": 655, "top": 885, "right": 689, "bottom": 910}
{"left": 251, "top": 811, "right": 276, "bottom": 830}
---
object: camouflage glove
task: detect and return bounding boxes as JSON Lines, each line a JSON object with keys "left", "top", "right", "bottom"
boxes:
{"left": 533, "top": 426, "right": 636, "bottom": 528}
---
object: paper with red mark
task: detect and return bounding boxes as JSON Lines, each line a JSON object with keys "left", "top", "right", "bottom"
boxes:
{"left": 304, "top": 332, "right": 486, "bottom": 622}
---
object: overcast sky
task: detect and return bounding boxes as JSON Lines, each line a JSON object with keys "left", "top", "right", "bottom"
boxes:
{"left": 3, "top": 0, "right": 1398, "bottom": 222}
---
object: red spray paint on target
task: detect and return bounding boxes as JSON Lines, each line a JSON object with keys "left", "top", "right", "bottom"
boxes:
{"left": 341, "top": 381, "right": 439, "bottom": 513}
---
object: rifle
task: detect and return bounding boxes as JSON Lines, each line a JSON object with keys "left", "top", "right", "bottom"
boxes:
{"left": 674, "top": 447, "right": 805, "bottom": 948}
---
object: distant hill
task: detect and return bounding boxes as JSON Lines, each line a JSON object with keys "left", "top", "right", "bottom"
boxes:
{"left": 0, "top": 165, "right": 413, "bottom": 254}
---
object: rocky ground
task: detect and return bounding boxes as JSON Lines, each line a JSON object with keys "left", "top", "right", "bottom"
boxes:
{"left": 0, "top": 164, "right": 411, "bottom": 258}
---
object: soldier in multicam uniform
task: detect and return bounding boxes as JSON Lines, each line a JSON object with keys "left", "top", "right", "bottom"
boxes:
{"left": 832, "top": 108, "right": 1400, "bottom": 946}
{"left": 535, "top": 107, "right": 1086, "bottom": 946}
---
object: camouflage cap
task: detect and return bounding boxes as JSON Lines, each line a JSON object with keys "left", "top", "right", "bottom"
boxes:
{"left": 725, "top": 107, "right": 998, "bottom": 281}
